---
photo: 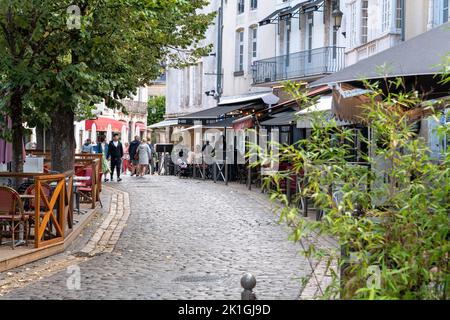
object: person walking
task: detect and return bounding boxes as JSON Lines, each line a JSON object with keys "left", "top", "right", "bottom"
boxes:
{"left": 107, "top": 134, "right": 124, "bottom": 182}
{"left": 122, "top": 142, "right": 130, "bottom": 175}
{"left": 97, "top": 136, "right": 110, "bottom": 182}
{"left": 129, "top": 136, "right": 141, "bottom": 176}
{"left": 146, "top": 140, "right": 155, "bottom": 175}
{"left": 137, "top": 139, "right": 152, "bottom": 177}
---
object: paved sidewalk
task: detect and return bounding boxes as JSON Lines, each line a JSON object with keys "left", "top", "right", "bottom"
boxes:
{"left": 1, "top": 175, "right": 316, "bottom": 300}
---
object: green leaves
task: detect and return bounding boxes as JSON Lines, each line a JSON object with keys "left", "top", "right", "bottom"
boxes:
{"left": 147, "top": 95, "right": 165, "bottom": 126}
{"left": 257, "top": 74, "right": 450, "bottom": 299}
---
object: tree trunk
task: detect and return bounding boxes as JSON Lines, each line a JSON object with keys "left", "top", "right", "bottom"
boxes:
{"left": 10, "top": 90, "right": 24, "bottom": 173}
{"left": 50, "top": 106, "right": 75, "bottom": 172}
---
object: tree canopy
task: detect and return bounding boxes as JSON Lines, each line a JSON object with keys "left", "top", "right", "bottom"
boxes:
{"left": 0, "top": 0, "right": 214, "bottom": 171}
{"left": 147, "top": 95, "right": 166, "bottom": 126}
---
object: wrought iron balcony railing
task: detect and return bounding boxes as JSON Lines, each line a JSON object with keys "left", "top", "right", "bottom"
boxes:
{"left": 252, "top": 46, "right": 345, "bottom": 85}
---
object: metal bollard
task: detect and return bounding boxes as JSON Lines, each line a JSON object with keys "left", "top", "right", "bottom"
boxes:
{"left": 241, "top": 273, "right": 257, "bottom": 300}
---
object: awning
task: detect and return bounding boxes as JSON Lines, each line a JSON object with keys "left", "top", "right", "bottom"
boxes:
{"left": 261, "top": 111, "right": 297, "bottom": 126}
{"left": 205, "top": 118, "right": 235, "bottom": 129}
{"left": 301, "top": 0, "right": 324, "bottom": 13}
{"left": 178, "top": 105, "right": 248, "bottom": 120}
{"left": 256, "top": 85, "right": 330, "bottom": 115}
{"left": 218, "top": 92, "right": 279, "bottom": 106}
{"left": 85, "top": 117, "right": 124, "bottom": 132}
{"left": 296, "top": 96, "right": 351, "bottom": 128}
{"left": 179, "top": 125, "right": 202, "bottom": 132}
{"left": 331, "top": 83, "right": 382, "bottom": 123}
{"left": 259, "top": 1, "right": 320, "bottom": 26}
{"left": 311, "top": 22, "right": 450, "bottom": 88}
{"left": 135, "top": 122, "right": 146, "bottom": 132}
{"left": 297, "top": 96, "right": 333, "bottom": 115}
{"left": 259, "top": 7, "right": 292, "bottom": 26}
{"left": 233, "top": 115, "right": 254, "bottom": 131}
{"left": 178, "top": 92, "right": 280, "bottom": 125}
{"left": 406, "top": 96, "right": 450, "bottom": 121}
{"left": 148, "top": 119, "right": 178, "bottom": 129}
{"left": 179, "top": 119, "right": 235, "bottom": 132}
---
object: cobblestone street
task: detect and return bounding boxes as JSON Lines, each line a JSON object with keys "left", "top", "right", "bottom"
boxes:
{"left": 0, "top": 175, "right": 311, "bottom": 300}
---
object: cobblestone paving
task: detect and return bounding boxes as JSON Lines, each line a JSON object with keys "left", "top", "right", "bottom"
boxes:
{"left": 1, "top": 175, "right": 312, "bottom": 300}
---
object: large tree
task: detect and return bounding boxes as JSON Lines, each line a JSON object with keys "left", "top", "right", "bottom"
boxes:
{"left": 0, "top": 0, "right": 214, "bottom": 172}
{"left": 0, "top": 1, "right": 66, "bottom": 171}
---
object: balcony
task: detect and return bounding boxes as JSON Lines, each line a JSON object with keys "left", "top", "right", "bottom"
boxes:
{"left": 252, "top": 46, "right": 345, "bottom": 85}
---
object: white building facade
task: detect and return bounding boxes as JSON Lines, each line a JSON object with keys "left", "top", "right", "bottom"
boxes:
{"left": 165, "top": 0, "right": 448, "bottom": 121}
{"left": 343, "top": 0, "right": 449, "bottom": 66}
{"left": 166, "top": 0, "right": 347, "bottom": 117}
{"left": 74, "top": 86, "right": 149, "bottom": 152}
{"left": 165, "top": 0, "right": 220, "bottom": 119}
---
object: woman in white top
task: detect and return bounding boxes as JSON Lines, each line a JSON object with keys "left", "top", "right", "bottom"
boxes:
{"left": 137, "top": 139, "right": 152, "bottom": 177}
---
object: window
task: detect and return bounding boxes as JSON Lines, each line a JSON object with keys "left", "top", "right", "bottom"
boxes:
{"left": 250, "top": 26, "right": 257, "bottom": 60}
{"left": 434, "top": 0, "right": 449, "bottom": 26}
{"left": 395, "top": 0, "right": 403, "bottom": 30}
{"left": 361, "top": 0, "right": 368, "bottom": 44}
{"left": 194, "top": 63, "right": 203, "bottom": 107}
{"left": 349, "top": 2, "right": 357, "bottom": 47}
{"left": 445, "top": 0, "right": 450, "bottom": 23}
{"left": 280, "top": 126, "right": 291, "bottom": 145}
{"left": 182, "top": 69, "right": 190, "bottom": 107}
{"left": 250, "top": 0, "right": 258, "bottom": 10}
{"left": 286, "top": 19, "right": 291, "bottom": 64}
{"left": 381, "top": 0, "right": 391, "bottom": 32}
{"left": 238, "top": 0, "right": 245, "bottom": 14}
{"left": 236, "top": 30, "right": 244, "bottom": 73}
{"left": 307, "top": 13, "right": 313, "bottom": 63}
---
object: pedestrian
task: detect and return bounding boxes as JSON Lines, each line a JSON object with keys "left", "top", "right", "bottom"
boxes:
{"left": 97, "top": 136, "right": 110, "bottom": 182}
{"left": 202, "top": 140, "right": 214, "bottom": 165}
{"left": 122, "top": 142, "right": 130, "bottom": 175}
{"left": 137, "top": 139, "right": 152, "bottom": 177}
{"left": 81, "top": 138, "right": 94, "bottom": 153}
{"left": 129, "top": 135, "right": 141, "bottom": 176}
{"left": 107, "top": 133, "right": 124, "bottom": 182}
{"left": 146, "top": 140, "right": 154, "bottom": 175}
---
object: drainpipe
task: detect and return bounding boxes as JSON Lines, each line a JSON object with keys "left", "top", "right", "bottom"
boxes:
{"left": 216, "top": 0, "right": 224, "bottom": 103}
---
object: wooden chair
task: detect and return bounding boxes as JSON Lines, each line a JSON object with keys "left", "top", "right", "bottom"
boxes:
{"left": 0, "top": 186, "right": 29, "bottom": 249}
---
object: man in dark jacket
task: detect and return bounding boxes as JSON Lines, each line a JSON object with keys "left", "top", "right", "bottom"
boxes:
{"left": 107, "top": 134, "right": 124, "bottom": 182}
{"left": 128, "top": 135, "right": 141, "bottom": 177}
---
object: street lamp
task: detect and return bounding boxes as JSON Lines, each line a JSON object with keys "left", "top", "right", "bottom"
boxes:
{"left": 332, "top": 7, "right": 343, "bottom": 31}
